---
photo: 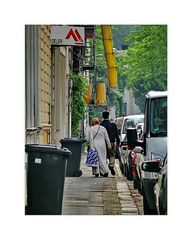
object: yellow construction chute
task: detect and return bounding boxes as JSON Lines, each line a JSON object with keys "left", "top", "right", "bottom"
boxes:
{"left": 101, "top": 25, "right": 118, "bottom": 88}
{"left": 84, "top": 26, "right": 117, "bottom": 106}
{"left": 96, "top": 83, "right": 106, "bottom": 105}
{"left": 84, "top": 83, "right": 92, "bottom": 104}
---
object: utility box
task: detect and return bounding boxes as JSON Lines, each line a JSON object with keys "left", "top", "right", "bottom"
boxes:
{"left": 25, "top": 144, "right": 71, "bottom": 215}
{"left": 60, "top": 138, "right": 86, "bottom": 177}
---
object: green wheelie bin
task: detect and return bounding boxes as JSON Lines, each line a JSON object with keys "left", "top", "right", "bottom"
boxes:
{"left": 60, "top": 138, "right": 86, "bottom": 177}
{"left": 25, "top": 144, "right": 71, "bottom": 215}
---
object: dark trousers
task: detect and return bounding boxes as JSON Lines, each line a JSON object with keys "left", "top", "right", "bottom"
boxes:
{"left": 107, "top": 143, "right": 115, "bottom": 168}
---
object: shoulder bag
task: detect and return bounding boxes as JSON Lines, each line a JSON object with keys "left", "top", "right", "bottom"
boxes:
{"left": 85, "top": 125, "right": 100, "bottom": 167}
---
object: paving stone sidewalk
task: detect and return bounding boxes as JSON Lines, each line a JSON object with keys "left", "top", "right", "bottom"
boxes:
{"left": 62, "top": 152, "right": 143, "bottom": 215}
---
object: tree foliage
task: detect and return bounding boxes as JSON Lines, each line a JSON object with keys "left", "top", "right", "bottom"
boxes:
{"left": 95, "top": 26, "right": 106, "bottom": 81}
{"left": 112, "top": 25, "right": 131, "bottom": 50}
{"left": 122, "top": 25, "right": 167, "bottom": 110}
{"left": 89, "top": 25, "right": 167, "bottom": 117}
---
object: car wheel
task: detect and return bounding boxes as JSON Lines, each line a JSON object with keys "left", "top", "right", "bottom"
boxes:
{"left": 143, "top": 192, "right": 157, "bottom": 215}
{"left": 122, "top": 162, "right": 126, "bottom": 176}
{"left": 159, "top": 177, "right": 167, "bottom": 215}
{"left": 159, "top": 197, "right": 167, "bottom": 215}
{"left": 118, "top": 158, "right": 123, "bottom": 171}
{"left": 125, "top": 163, "right": 129, "bottom": 179}
{"left": 137, "top": 171, "right": 143, "bottom": 195}
{"left": 137, "top": 181, "right": 143, "bottom": 195}
{"left": 133, "top": 177, "right": 138, "bottom": 189}
{"left": 122, "top": 164, "right": 127, "bottom": 177}
{"left": 126, "top": 164, "right": 133, "bottom": 181}
{"left": 119, "top": 157, "right": 125, "bottom": 175}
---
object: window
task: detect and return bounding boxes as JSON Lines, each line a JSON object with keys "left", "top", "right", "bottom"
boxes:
{"left": 123, "top": 116, "right": 144, "bottom": 134}
{"left": 150, "top": 97, "right": 167, "bottom": 137}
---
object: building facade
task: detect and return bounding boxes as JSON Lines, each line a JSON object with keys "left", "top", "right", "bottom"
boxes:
{"left": 25, "top": 25, "right": 72, "bottom": 145}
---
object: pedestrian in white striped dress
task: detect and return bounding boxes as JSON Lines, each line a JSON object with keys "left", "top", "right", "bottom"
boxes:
{"left": 89, "top": 118, "right": 111, "bottom": 177}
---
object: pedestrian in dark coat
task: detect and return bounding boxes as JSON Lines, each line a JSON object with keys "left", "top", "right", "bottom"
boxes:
{"left": 100, "top": 111, "right": 120, "bottom": 176}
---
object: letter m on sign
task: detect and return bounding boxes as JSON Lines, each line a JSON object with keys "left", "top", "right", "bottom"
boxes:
{"left": 65, "top": 27, "right": 85, "bottom": 46}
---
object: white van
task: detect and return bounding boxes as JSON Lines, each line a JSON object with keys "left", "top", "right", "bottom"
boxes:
{"left": 127, "top": 91, "right": 167, "bottom": 214}
{"left": 116, "top": 115, "right": 144, "bottom": 141}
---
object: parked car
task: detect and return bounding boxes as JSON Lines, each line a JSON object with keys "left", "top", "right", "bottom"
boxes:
{"left": 116, "top": 115, "right": 144, "bottom": 179}
{"left": 142, "top": 154, "right": 167, "bottom": 215}
{"left": 115, "top": 116, "right": 127, "bottom": 174}
{"left": 130, "top": 150, "right": 138, "bottom": 189}
{"left": 127, "top": 123, "right": 144, "bottom": 182}
{"left": 130, "top": 146, "right": 143, "bottom": 191}
{"left": 130, "top": 124, "right": 144, "bottom": 190}
{"left": 127, "top": 91, "right": 167, "bottom": 215}
{"left": 137, "top": 151, "right": 165, "bottom": 195}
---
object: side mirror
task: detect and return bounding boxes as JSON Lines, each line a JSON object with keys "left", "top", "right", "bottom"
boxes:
{"left": 137, "top": 127, "right": 142, "bottom": 135}
{"left": 141, "top": 160, "right": 161, "bottom": 173}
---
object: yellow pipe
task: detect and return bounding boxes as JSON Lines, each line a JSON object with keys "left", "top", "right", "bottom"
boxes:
{"left": 84, "top": 84, "right": 92, "bottom": 104}
{"left": 101, "top": 25, "right": 113, "bottom": 54}
{"left": 105, "top": 52, "right": 116, "bottom": 68}
{"left": 101, "top": 25, "right": 118, "bottom": 88}
{"left": 107, "top": 67, "right": 118, "bottom": 88}
{"left": 101, "top": 25, "right": 117, "bottom": 87}
{"left": 96, "top": 83, "right": 106, "bottom": 105}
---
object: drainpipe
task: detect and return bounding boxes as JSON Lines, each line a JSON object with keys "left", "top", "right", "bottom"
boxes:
{"left": 101, "top": 25, "right": 117, "bottom": 88}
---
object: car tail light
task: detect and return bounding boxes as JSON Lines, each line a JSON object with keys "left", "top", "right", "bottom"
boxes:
{"left": 156, "top": 158, "right": 161, "bottom": 165}
{"left": 146, "top": 158, "right": 161, "bottom": 165}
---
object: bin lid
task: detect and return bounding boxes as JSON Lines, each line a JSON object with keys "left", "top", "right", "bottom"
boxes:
{"left": 25, "top": 144, "right": 71, "bottom": 156}
{"left": 60, "top": 138, "right": 86, "bottom": 144}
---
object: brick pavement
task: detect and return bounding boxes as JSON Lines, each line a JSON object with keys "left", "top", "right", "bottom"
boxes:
{"left": 62, "top": 152, "right": 143, "bottom": 215}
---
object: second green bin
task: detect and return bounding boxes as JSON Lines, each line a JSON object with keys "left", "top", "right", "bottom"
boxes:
{"left": 60, "top": 138, "right": 86, "bottom": 177}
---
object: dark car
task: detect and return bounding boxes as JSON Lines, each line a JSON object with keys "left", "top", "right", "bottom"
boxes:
{"left": 142, "top": 154, "right": 167, "bottom": 215}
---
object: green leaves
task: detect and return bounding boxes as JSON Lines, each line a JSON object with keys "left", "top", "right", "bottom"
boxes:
{"left": 123, "top": 25, "right": 167, "bottom": 110}
{"left": 126, "top": 25, "right": 167, "bottom": 85}
{"left": 69, "top": 73, "right": 87, "bottom": 136}
{"left": 96, "top": 25, "right": 106, "bottom": 78}
{"left": 89, "top": 25, "right": 167, "bottom": 116}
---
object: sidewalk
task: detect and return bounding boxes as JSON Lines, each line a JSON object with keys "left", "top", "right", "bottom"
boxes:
{"left": 62, "top": 152, "right": 143, "bottom": 215}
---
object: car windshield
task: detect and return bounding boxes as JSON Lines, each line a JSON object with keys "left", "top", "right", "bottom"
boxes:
{"left": 150, "top": 97, "right": 167, "bottom": 137}
{"left": 123, "top": 116, "right": 144, "bottom": 133}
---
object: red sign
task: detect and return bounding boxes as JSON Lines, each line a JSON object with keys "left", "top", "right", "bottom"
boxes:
{"left": 65, "top": 29, "right": 84, "bottom": 45}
